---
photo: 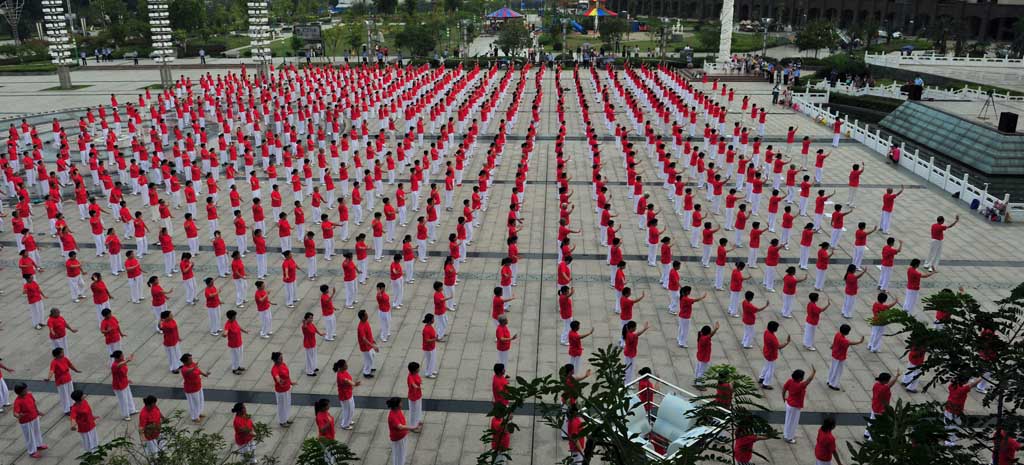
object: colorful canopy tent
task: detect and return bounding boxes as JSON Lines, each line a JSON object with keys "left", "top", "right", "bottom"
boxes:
{"left": 487, "top": 7, "right": 524, "bottom": 19}
{"left": 583, "top": 3, "right": 617, "bottom": 31}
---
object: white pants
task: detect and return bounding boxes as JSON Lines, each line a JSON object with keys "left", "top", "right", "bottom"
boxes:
{"left": 79, "top": 429, "right": 99, "bottom": 453}
{"left": 391, "top": 437, "right": 407, "bottom": 465}
{"left": 276, "top": 391, "right": 291, "bottom": 424}
{"left": 165, "top": 344, "right": 183, "bottom": 371}
{"left": 905, "top": 289, "right": 920, "bottom": 314}
{"left": 880, "top": 211, "right": 892, "bottom": 233}
{"left": 677, "top": 318, "right": 691, "bottom": 347}
{"left": 852, "top": 246, "right": 865, "bottom": 269}
{"left": 868, "top": 325, "right": 884, "bottom": 352}
{"left": 436, "top": 314, "right": 448, "bottom": 339}
{"left": 230, "top": 347, "right": 244, "bottom": 370}
{"left": 58, "top": 382, "right": 74, "bottom": 413}
{"left": 344, "top": 281, "right": 357, "bottom": 307}
{"left": 423, "top": 349, "right": 437, "bottom": 375}
{"left": 782, "top": 294, "right": 795, "bottom": 317}
{"left": 624, "top": 356, "right": 636, "bottom": 383}
{"left": 878, "top": 266, "right": 893, "bottom": 290}
{"left": 362, "top": 350, "right": 376, "bottom": 375}
{"left": 285, "top": 282, "right": 296, "bottom": 306}
{"left": 841, "top": 294, "right": 856, "bottom": 318}
{"left": 338, "top": 397, "right": 355, "bottom": 428}
{"left": 827, "top": 359, "right": 845, "bottom": 388}
{"left": 728, "top": 291, "right": 741, "bottom": 316}
{"left": 259, "top": 310, "right": 273, "bottom": 336}
{"left": 814, "top": 269, "right": 826, "bottom": 289}
{"left": 903, "top": 363, "right": 921, "bottom": 391}
{"left": 392, "top": 279, "right": 404, "bottom": 307}
{"left": 207, "top": 306, "right": 221, "bottom": 334}
{"left": 115, "top": 387, "right": 137, "bottom": 418}
{"left": 742, "top": 324, "right": 755, "bottom": 347}
{"left": 68, "top": 275, "right": 86, "bottom": 299}
{"left": 324, "top": 314, "right": 337, "bottom": 340}
{"left": 783, "top": 404, "right": 801, "bottom": 440}
{"left": 925, "top": 239, "right": 943, "bottom": 269}
{"left": 695, "top": 361, "right": 709, "bottom": 380}
{"left": 186, "top": 390, "right": 205, "bottom": 420}
{"left": 0, "top": 378, "right": 8, "bottom": 405}
{"left": 803, "top": 323, "right": 817, "bottom": 348}
{"left": 19, "top": 418, "right": 44, "bottom": 454}
{"left": 759, "top": 360, "right": 776, "bottom": 385}
{"left": 497, "top": 350, "right": 509, "bottom": 367}
{"left": 29, "top": 302, "right": 45, "bottom": 327}
{"left": 305, "top": 348, "right": 318, "bottom": 375}
{"left": 129, "top": 277, "right": 142, "bottom": 302}
{"left": 408, "top": 399, "right": 422, "bottom": 426}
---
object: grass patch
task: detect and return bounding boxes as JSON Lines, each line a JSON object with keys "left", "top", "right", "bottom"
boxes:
{"left": 42, "top": 84, "right": 93, "bottom": 91}
{"left": 0, "top": 63, "right": 61, "bottom": 72}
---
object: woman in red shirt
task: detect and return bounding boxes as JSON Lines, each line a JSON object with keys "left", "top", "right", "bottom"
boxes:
{"left": 734, "top": 428, "right": 769, "bottom": 465}
{"left": 180, "top": 353, "right": 210, "bottom": 422}
{"left": 23, "top": 274, "right": 47, "bottom": 330}
{"left": 813, "top": 242, "right": 833, "bottom": 291}
{"left": 110, "top": 350, "right": 137, "bottom": 420}
{"left": 904, "top": 258, "right": 937, "bottom": 314}
{"left": 827, "top": 324, "right": 864, "bottom": 391}
{"left": 621, "top": 321, "right": 651, "bottom": 384}
{"left": 865, "top": 371, "right": 899, "bottom": 440}
{"left": 782, "top": 367, "right": 816, "bottom": 443}
{"left": 422, "top": 314, "right": 439, "bottom": 378}
{"left": 814, "top": 417, "right": 842, "bottom": 465}
{"left": 315, "top": 398, "right": 335, "bottom": 441}
{"left": 203, "top": 277, "right": 223, "bottom": 336}
{"left": 231, "top": 402, "right": 258, "bottom": 460}
{"left": 46, "top": 347, "right": 80, "bottom": 414}
{"left": 148, "top": 276, "right": 171, "bottom": 334}
{"left": 944, "top": 375, "right": 982, "bottom": 446}
{"left": 386, "top": 396, "right": 422, "bottom": 465}
{"left": 68, "top": 390, "right": 99, "bottom": 453}
{"left": 90, "top": 272, "right": 111, "bottom": 326}
{"left": 138, "top": 395, "right": 163, "bottom": 455}
{"left": 840, "top": 264, "right": 866, "bottom": 319}
{"left": 407, "top": 362, "right": 423, "bottom": 425}
{"left": 13, "top": 383, "right": 46, "bottom": 458}
{"left": 333, "top": 359, "right": 360, "bottom": 429}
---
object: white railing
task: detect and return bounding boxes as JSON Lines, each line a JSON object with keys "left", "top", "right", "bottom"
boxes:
{"left": 865, "top": 52, "right": 1024, "bottom": 68}
{"left": 790, "top": 95, "right": 1023, "bottom": 215}
{"left": 811, "top": 79, "right": 1024, "bottom": 102}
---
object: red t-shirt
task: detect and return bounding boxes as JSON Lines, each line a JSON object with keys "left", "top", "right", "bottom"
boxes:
{"left": 763, "top": 331, "right": 780, "bottom": 361}
{"left": 272, "top": 363, "right": 292, "bottom": 393}
{"left": 831, "top": 333, "right": 851, "bottom": 361}
{"left": 907, "top": 267, "right": 922, "bottom": 290}
{"left": 234, "top": 414, "right": 255, "bottom": 445}
{"left": 814, "top": 429, "right": 837, "bottom": 461}
{"left": 181, "top": 362, "right": 203, "bottom": 394}
{"left": 783, "top": 379, "right": 809, "bottom": 408}
{"left": 301, "top": 322, "right": 317, "bottom": 349}
{"left": 492, "top": 374, "right": 509, "bottom": 406}
{"left": 696, "top": 334, "right": 712, "bottom": 362}
{"left": 388, "top": 409, "right": 409, "bottom": 441}
{"left": 336, "top": 369, "right": 353, "bottom": 400}
{"left": 871, "top": 381, "right": 892, "bottom": 414}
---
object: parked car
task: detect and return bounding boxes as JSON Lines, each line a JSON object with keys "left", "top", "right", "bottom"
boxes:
{"left": 891, "top": 31, "right": 903, "bottom": 39}
{"left": 123, "top": 51, "right": 139, "bottom": 59}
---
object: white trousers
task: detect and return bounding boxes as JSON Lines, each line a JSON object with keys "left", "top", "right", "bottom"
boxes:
{"left": 79, "top": 429, "right": 99, "bottom": 453}
{"left": 276, "top": 391, "right": 291, "bottom": 424}
{"left": 408, "top": 399, "right": 423, "bottom": 426}
{"left": 115, "top": 387, "right": 137, "bottom": 418}
{"left": 362, "top": 350, "right": 376, "bottom": 375}
{"left": 925, "top": 239, "right": 943, "bottom": 269}
{"left": 186, "top": 390, "right": 205, "bottom": 420}
{"left": 230, "top": 347, "right": 244, "bottom": 370}
{"left": 259, "top": 310, "right": 273, "bottom": 336}
{"left": 827, "top": 359, "right": 845, "bottom": 388}
{"left": 423, "top": 349, "right": 437, "bottom": 375}
{"left": 391, "top": 437, "right": 407, "bottom": 465}
{"left": 742, "top": 324, "right": 755, "bottom": 347}
{"left": 783, "top": 404, "right": 801, "bottom": 440}
{"left": 759, "top": 360, "right": 776, "bottom": 385}
{"left": 803, "top": 323, "right": 817, "bottom": 348}
{"left": 58, "top": 382, "right": 74, "bottom": 413}
{"left": 305, "top": 348, "right": 318, "bottom": 375}
{"left": 165, "top": 344, "right": 183, "bottom": 371}
{"left": 841, "top": 294, "right": 856, "bottom": 318}
{"left": 677, "top": 318, "right": 691, "bottom": 347}
{"left": 338, "top": 397, "right": 355, "bottom": 428}
{"left": 19, "top": 418, "right": 44, "bottom": 454}
{"left": 878, "top": 266, "right": 893, "bottom": 290}
{"left": 868, "top": 325, "right": 885, "bottom": 352}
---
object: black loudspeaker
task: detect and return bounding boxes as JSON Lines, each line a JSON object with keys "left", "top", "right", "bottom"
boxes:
{"left": 998, "top": 112, "right": 1018, "bottom": 133}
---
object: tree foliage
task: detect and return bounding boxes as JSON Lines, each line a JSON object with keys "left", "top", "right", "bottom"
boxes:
{"left": 795, "top": 19, "right": 838, "bottom": 58}
{"left": 296, "top": 438, "right": 360, "bottom": 465}
{"left": 394, "top": 20, "right": 438, "bottom": 56}
{"left": 1011, "top": 18, "right": 1024, "bottom": 59}
{"left": 495, "top": 20, "right": 531, "bottom": 57}
{"left": 402, "top": 0, "right": 417, "bottom": 17}
{"left": 688, "top": 365, "right": 779, "bottom": 464}
{"left": 597, "top": 17, "right": 628, "bottom": 51}
{"left": 374, "top": 0, "right": 398, "bottom": 14}
{"left": 850, "top": 400, "right": 981, "bottom": 465}
{"left": 851, "top": 284, "right": 1024, "bottom": 465}
{"left": 78, "top": 410, "right": 276, "bottom": 465}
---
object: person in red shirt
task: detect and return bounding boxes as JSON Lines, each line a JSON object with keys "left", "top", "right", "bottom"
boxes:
{"left": 99, "top": 308, "right": 125, "bottom": 355}
{"left": 222, "top": 310, "right": 247, "bottom": 374}
{"left": 357, "top": 310, "right": 379, "bottom": 378}
{"left": 814, "top": 417, "right": 843, "bottom": 465}
{"left": 734, "top": 428, "right": 770, "bottom": 465}
{"left": 315, "top": 398, "right": 336, "bottom": 441}
{"left": 302, "top": 312, "right": 325, "bottom": 376}
{"left": 864, "top": 371, "right": 899, "bottom": 439}
{"left": 621, "top": 320, "right": 651, "bottom": 383}
{"left": 715, "top": 238, "right": 738, "bottom": 291}
{"left": 231, "top": 403, "right": 258, "bottom": 460}
{"left": 180, "top": 353, "right": 210, "bottom": 422}
{"left": 567, "top": 404, "right": 586, "bottom": 462}
{"left": 387, "top": 396, "right": 422, "bottom": 465}
{"left": 759, "top": 321, "right": 792, "bottom": 389}
{"left": 740, "top": 291, "right": 770, "bottom": 348}
{"left": 904, "top": 258, "right": 937, "bottom": 314}
{"left": 421, "top": 313, "right": 439, "bottom": 378}
{"left": 944, "top": 375, "right": 982, "bottom": 446}
{"left": 995, "top": 428, "right": 1022, "bottom": 465}
{"left": 269, "top": 352, "right": 296, "bottom": 427}
{"left": 813, "top": 242, "right": 834, "bottom": 291}
{"left": 47, "top": 307, "right": 77, "bottom": 352}
{"left": 851, "top": 222, "right": 877, "bottom": 271}
{"left": 925, "top": 214, "right": 959, "bottom": 272}
{"left": 109, "top": 350, "right": 137, "bottom": 420}
{"left": 23, "top": 274, "right": 47, "bottom": 330}
{"left": 828, "top": 204, "right": 854, "bottom": 248}
{"left": 879, "top": 186, "right": 903, "bottom": 234}
{"left": 46, "top": 347, "right": 80, "bottom": 414}
{"left": 827, "top": 324, "right": 864, "bottom": 391}
{"left": 726, "top": 260, "right": 749, "bottom": 315}
{"left": 492, "top": 363, "right": 511, "bottom": 408}
{"left": 867, "top": 292, "right": 900, "bottom": 353}
{"left": 138, "top": 395, "right": 163, "bottom": 455}
{"left": 63, "top": 251, "right": 86, "bottom": 303}
{"left": 406, "top": 362, "right": 424, "bottom": 425}
{"left": 840, "top": 264, "right": 867, "bottom": 319}
{"left": 68, "top": 390, "right": 100, "bottom": 453}
{"left": 490, "top": 414, "right": 512, "bottom": 462}
{"left": 12, "top": 383, "right": 46, "bottom": 457}
{"left": 877, "top": 237, "right": 902, "bottom": 291}
{"left": 495, "top": 315, "right": 518, "bottom": 367}
{"left": 782, "top": 367, "right": 816, "bottom": 443}
{"left": 281, "top": 250, "right": 300, "bottom": 308}
{"left": 331, "top": 358, "right": 360, "bottom": 429}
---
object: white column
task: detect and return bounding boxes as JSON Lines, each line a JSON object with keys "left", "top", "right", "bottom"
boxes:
{"left": 717, "top": 0, "right": 734, "bottom": 64}
{"left": 248, "top": 0, "right": 272, "bottom": 73}
{"left": 148, "top": 0, "right": 174, "bottom": 86}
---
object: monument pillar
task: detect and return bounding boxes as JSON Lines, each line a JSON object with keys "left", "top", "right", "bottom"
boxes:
{"left": 717, "top": 0, "right": 734, "bottom": 64}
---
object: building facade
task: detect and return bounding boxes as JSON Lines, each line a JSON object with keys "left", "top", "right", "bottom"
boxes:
{"left": 603, "top": 0, "right": 1023, "bottom": 41}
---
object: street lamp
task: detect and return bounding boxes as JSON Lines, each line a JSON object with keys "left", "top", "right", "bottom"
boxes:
{"left": 42, "top": 0, "right": 75, "bottom": 89}
{"left": 148, "top": 0, "right": 175, "bottom": 87}
{"left": 247, "top": 0, "right": 271, "bottom": 75}
{"left": 761, "top": 17, "right": 772, "bottom": 57}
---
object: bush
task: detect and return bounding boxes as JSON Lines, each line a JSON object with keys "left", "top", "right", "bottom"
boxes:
{"left": 828, "top": 92, "right": 903, "bottom": 112}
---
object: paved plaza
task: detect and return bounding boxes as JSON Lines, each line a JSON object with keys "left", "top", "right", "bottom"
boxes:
{"left": 0, "top": 63, "right": 1021, "bottom": 465}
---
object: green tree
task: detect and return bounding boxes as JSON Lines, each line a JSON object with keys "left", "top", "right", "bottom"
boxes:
{"left": 374, "top": 0, "right": 398, "bottom": 14}
{"left": 857, "top": 284, "right": 1024, "bottom": 465}
{"left": 78, "top": 410, "right": 276, "bottom": 465}
{"left": 495, "top": 20, "right": 531, "bottom": 57}
{"left": 394, "top": 21, "right": 438, "bottom": 56}
{"left": 850, "top": 400, "right": 981, "bottom": 465}
{"left": 688, "top": 365, "right": 779, "bottom": 464}
{"left": 443, "top": 0, "right": 462, "bottom": 13}
{"left": 402, "top": 0, "right": 417, "bottom": 17}
{"left": 170, "top": 0, "right": 207, "bottom": 32}
{"left": 597, "top": 17, "right": 627, "bottom": 52}
{"left": 1011, "top": 18, "right": 1024, "bottom": 59}
{"left": 795, "top": 19, "right": 838, "bottom": 58}
{"left": 295, "top": 437, "right": 360, "bottom": 465}
{"left": 694, "top": 24, "right": 719, "bottom": 52}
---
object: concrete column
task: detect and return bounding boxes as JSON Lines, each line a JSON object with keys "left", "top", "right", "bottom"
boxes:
{"left": 56, "top": 66, "right": 72, "bottom": 90}
{"left": 718, "top": 0, "right": 734, "bottom": 63}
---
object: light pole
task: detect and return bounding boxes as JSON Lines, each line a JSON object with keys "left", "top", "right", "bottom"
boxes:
{"left": 148, "top": 0, "right": 175, "bottom": 87}
{"left": 761, "top": 17, "right": 772, "bottom": 57}
{"left": 41, "top": 0, "right": 74, "bottom": 89}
